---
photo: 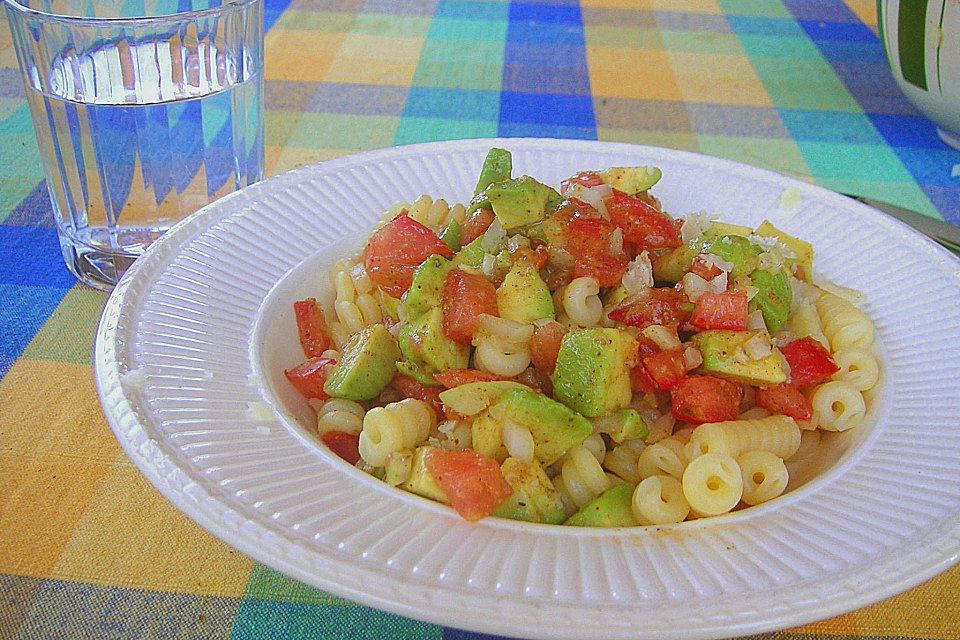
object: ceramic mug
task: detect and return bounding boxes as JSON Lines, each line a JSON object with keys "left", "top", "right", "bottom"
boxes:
{"left": 878, "top": 0, "right": 960, "bottom": 150}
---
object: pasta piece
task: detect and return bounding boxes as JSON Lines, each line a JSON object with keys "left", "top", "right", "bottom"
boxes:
{"left": 437, "top": 419, "right": 472, "bottom": 450}
{"left": 809, "top": 380, "right": 866, "bottom": 432}
{"left": 785, "top": 299, "right": 829, "bottom": 349}
{"left": 737, "top": 450, "right": 788, "bottom": 506}
{"left": 473, "top": 314, "right": 534, "bottom": 377}
{"left": 787, "top": 428, "right": 820, "bottom": 463}
{"left": 637, "top": 437, "right": 688, "bottom": 480}
{"left": 581, "top": 432, "right": 607, "bottom": 465}
{"left": 561, "top": 276, "right": 603, "bottom": 327}
{"left": 831, "top": 348, "right": 879, "bottom": 392}
{"left": 330, "top": 259, "right": 382, "bottom": 335}
{"left": 404, "top": 194, "right": 467, "bottom": 230}
{"left": 682, "top": 453, "right": 743, "bottom": 516}
{"left": 632, "top": 475, "right": 690, "bottom": 525}
{"left": 316, "top": 398, "right": 365, "bottom": 436}
{"left": 603, "top": 438, "right": 646, "bottom": 485}
{"left": 358, "top": 398, "right": 437, "bottom": 467}
{"left": 553, "top": 445, "right": 612, "bottom": 509}
{"left": 327, "top": 321, "right": 352, "bottom": 352}
{"left": 686, "top": 415, "right": 801, "bottom": 460}
{"left": 737, "top": 406, "right": 770, "bottom": 420}
{"left": 501, "top": 420, "right": 535, "bottom": 462}
{"left": 815, "top": 292, "right": 874, "bottom": 352}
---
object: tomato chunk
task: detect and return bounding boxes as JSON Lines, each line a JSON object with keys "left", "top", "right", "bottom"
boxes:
{"left": 604, "top": 189, "right": 682, "bottom": 250}
{"left": 425, "top": 448, "right": 513, "bottom": 522}
{"left": 433, "top": 369, "right": 509, "bottom": 388}
{"left": 529, "top": 321, "right": 567, "bottom": 376}
{"left": 643, "top": 349, "right": 687, "bottom": 390}
{"left": 689, "top": 255, "right": 723, "bottom": 281}
{"left": 363, "top": 214, "right": 454, "bottom": 297}
{"left": 391, "top": 374, "right": 444, "bottom": 414}
{"left": 757, "top": 383, "right": 813, "bottom": 421}
{"left": 780, "top": 336, "right": 839, "bottom": 388}
{"left": 608, "top": 287, "right": 690, "bottom": 330}
{"left": 442, "top": 270, "right": 499, "bottom": 344}
{"left": 461, "top": 208, "right": 496, "bottom": 246}
{"left": 690, "top": 290, "right": 748, "bottom": 331}
{"left": 293, "top": 298, "right": 331, "bottom": 358}
{"left": 560, "top": 170, "right": 603, "bottom": 194}
{"left": 629, "top": 336, "right": 661, "bottom": 393}
{"left": 671, "top": 375, "right": 743, "bottom": 424}
{"left": 564, "top": 216, "right": 629, "bottom": 288}
{"left": 321, "top": 430, "right": 361, "bottom": 465}
{"left": 284, "top": 357, "right": 336, "bottom": 399}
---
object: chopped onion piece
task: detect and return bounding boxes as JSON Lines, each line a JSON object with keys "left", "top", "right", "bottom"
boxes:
{"left": 568, "top": 183, "right": 612, "bottom": 219}
{"left": 743, "top": 333, "right": 772, "bottom": 360}
{"left": 682, "top": 272, "right": 710, "bottom": 302}
{"left": 746, "top": 309, "right": 767, "bottom": 331}
{"left": 683, "top": 346, "right": 703, "bottom": 371}
{"left": 622, "top": 251, "right": 654, "bottom": 294}
{"left": 680, "top": 211, "right": 715, "bottom": 243}
{"left": 481, "top": 253, "right": 496, "bottom": 277}
{"left": 702, "top": 253, "right": 734, "bottom": 273}
{"left": 482, "top": 218, "right": 505, "bottom": 252}
{"left": 707, "top": 271, "right": 728, "bottom": 294}
{"left": 746, "top": 285, "right": 759, "bottom": 301}
{"left": 609, "top": 227, "right": 623, "bottom": 255}
{"left": 641, "top": 325, "right": 682, "bottom": 350}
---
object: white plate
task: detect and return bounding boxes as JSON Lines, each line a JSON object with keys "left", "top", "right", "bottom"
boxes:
{"left": 94, "top": 138, "right": 960, "bottom": 640}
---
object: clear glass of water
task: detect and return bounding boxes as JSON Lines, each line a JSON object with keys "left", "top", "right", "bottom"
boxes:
{"left": 4, "top": 0, "right": 264, "bottom": 290}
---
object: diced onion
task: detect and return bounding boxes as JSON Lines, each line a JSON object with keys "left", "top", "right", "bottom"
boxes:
{"left": 568, "top": 183, "right": 612, "bottom": 219}
{"left": 609, "top": 227, "right": 624, "bottom": 255}
{"left": 622, "top": 251, "right": 653, "bottom": 294}
{"left": 745, "top": 285, "right": 760, "bottom": 301}
{"left": 482, "top": 218, "right": 506, "bottom": 252}
{"left": 707, "top": 272, "right": 728, "bottom": 294}
{"left": 682, "top": 272, "right": 710, "bottom": 302}
{"left": 680, "top": 211, "right": 715, "bottom": 243}
{"left": 683, "top": 346, "right": 703, "bottom": 370}
{"left": 702, "top": 253, "right": 734, "bottom": 273}
{"left": 746, "top": 309, "right": 767, "bottom": 331}
{"left": 481, "top": 253, "right": 496, "bottom": 277}
{"left": 642, "top": 325, "right": 682, "bottom": 350}
{"left": 743, "top": 333, "right": 772, "bottom": 360}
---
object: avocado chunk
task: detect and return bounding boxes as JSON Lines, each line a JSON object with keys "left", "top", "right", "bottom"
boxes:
{"left": 475, "top": 176, "right": 563, "bottom": 230}
{"left": 488, "top": 387, "right": 592, "bottom": 465}
{"left": 399, "top": 306, "right": 470, "bottom": 375}
{"left": 323, "top": 324, "right": 400, "bottom": 401}
{"left": 755, "top": 220, "right": 813, "bottom": 280}
{"left": 598, "top": 166, "right": 661, "bottom": 195}
{"left": 704, "top": 221, "right": 752, "bottom": 238}
{"left": 474, "top": 147, "right": 512, "bottom": 195}
{"left": 439, "top": 217, "right": 461, "bottom": 251}
{"left": 552, "top": 328, "right": 638, "bottom": 418}
{"left": 564, "top": 483, "right": 637, "bottom": 527}
{"left": 452, "top": 236, "right": 484, "bottom": 269}
{"left": 438, "top": 380, "right": 530, "bottom": 417}
{"left": 384, "top": 450, "right": 413, "bottom": 487}
{"left": 653, "top": 240, "right": 701, "bottom": 284}
{"left": 399, "top": 446, "right": 450, "bottom": 504}
{"left": 496, "top": 260, "right": 554, "bottom": 324}
{"left": 471, "top": 411, "right": 509, "bottom": 462}
{"left": 749, "top": 268, "right": 792, "bottom": 333}
{"left": 693, "top": 330, "right": 787, "bottom": 386}
{"left": 492, "top": 457, "right": 566, "bottom": 524}
{"left": 405, "top": 255, "right": 454, "bottom": 321}
{"left": 703, "top": 235, "right": 762, "bottom": 279}
{"left": 597, "top": 408, "right": 649, "bottom": 444}
{"left": 395, "top": 360, "right": 441, "bottom": 386}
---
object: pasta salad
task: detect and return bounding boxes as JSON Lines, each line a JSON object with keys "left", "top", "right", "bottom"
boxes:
{"left": 282, "top": 148, "right": 879, "bottom": 525}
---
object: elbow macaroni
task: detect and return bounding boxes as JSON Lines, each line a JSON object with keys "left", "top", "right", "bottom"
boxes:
{"left": 330, "top": 259, "right": 383, "bottom": 336}
{"left": 809, "top": 380, "right": 866, "bottom": 432}
{"left": 737, "top": 450, "right": 788, "bottom": 506}
{"left": 358, "top": 398, "right": 437, "bottom": 467}
{"left": 815, "top": 292, "right": 874, "bottom": 352}
{"left": 473, "top": 314, "right": 534, "bottom": 377}
{"left": 553, "top": 445, "right": 612, "bottom": 509}
{"left": 632, "top": 475, "right": 690, "bottom": 525}
{"left": 686, "top": 415, "right": 801, "bottom": 461}
{"left": 561, "top": 277, "right": 603, "bottom": 327}
{"left": 681, "top": 452, "right": 743, "bottom": 516}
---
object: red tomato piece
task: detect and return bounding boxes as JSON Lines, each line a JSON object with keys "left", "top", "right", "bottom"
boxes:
{"left": 560, "top": 170, "right": 604, "bottom": 194}
{"left": 391, "top": 374, "right": 444, "bottom": 414}
{"left": 779, "top": 336, "right": 839, "bottom": 388}
{"left": 756, "top": 383, "right": 813, "bottom": 421}
{"left": 293, "top": 298, "right": 332, "bottom": 358}
{"left": 629, "top": 336, "right": 661, "bottom": 393}
{"left": 433, "top": 369, "right": 509, "bottom": 388}
{"left": 689, "top": 255, "right": 723, "bottom": 281}
{"left": 461, "top": 208, "right": 496, "bottom": 246}
{"left": 565, "top": 216, "right": 629, "bottom": 288}
{"left": 321, "top": 430, "right": 361, "bottom": 465}
{"left": 363, "top": 213, "right": 454, "bottom": 298}
{"left": 425, "top": 448, "right": 513, "bottom": 522}
{"left": 529, "top": 321, "right": 567, "bottom": 376}
{"left": 690, "top": 290, "right": 748, "bottom": 331}
{"left": 643, "top": 349, "right": 687, "bottom": 391}
{"left": 284, "top": 357, "right": 336, "bottom": 399}
{"left": 442, "top": 270, "right": 499, "bottom": 344}
{"left": 604, "top": 189, "right": 682, "bottom": 250}
{"left": 671, "top": 375, "right": 744, "bottom": 424}
{"left": 608, "top": 287, "right": 690, "bottom": 330}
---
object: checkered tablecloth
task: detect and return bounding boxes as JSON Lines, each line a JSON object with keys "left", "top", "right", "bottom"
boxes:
{"left": 1, "top": 1, "right": 958, "bottom": 638}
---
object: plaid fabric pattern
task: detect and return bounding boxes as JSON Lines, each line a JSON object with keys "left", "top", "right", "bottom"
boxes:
{"left": 1, "top": 0, "right": 958, "bottom": 638}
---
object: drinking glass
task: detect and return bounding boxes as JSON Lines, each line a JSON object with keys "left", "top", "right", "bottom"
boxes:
{"left": 4, "top": 0, "right": 264, "bottom": 290}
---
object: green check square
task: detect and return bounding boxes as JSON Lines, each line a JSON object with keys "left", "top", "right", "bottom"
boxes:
{"left": 427, "top": 17, "right": 508, "bottom": 41}
{"left": 814, "top": 177, "right": 941, "bottom": 218}
{"left": 394, "top": 117, "right": 498, "bottom": 145}
{"left": 718, "top": 0, "right": 793, "bottom": 18}
{"left": 21, "top": 287, "right": 106, "bottom": 365}
{"left": 280, "top": 113, "right": 399, "bottom": 150}
{"left": 697, "top": 135, "right": 810, "bottom": 178}
{"left": 352, "top": 14, "right": 431, "bottom": 37}
{"left": 798, "top": 141, "right": 917, "bottom": 183}
{"left": 244, "top": 564, "right": 349, "bottom": 606}
{"left": 750, "top": 57, "right": 861, "bottom": 111}
{"left": 736, "top": 34, "right": 822, "bottom": 59}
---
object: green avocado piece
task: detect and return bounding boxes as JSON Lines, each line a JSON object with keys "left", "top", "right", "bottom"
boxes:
{"left": 471, "top": 411, "right": 508, "bottom": 462}
{"left": 492, "top": 457, "right": 566, "bottom": 524}
{"left": 693, "top": 330, "right": 787, "bottom": 386}
{"left": 474, "top": 147, "right": 513, "bottom": 195}
{"left": 552, "top": 328, "right": 638, "bottom": 418}
{"left": 703, "top": 221, "right": 752, "bottom": 238}
{"left": 564, "top": 483, "right": 637, "bottom": 527}
{"left": 376, "top": 289, "right": 401, "bottom": 320}
{"left": 475, "top": 176, "right": 563, "bottom": 229}
{"left": 438, "top": 380, "right": 530, "bottom": 416}
{"left": 452, "top": 236, "right": 484, "bottom": 269}
{"left": 405, "top": 255, "right": 454, "bottom": 321}
{"left": 439, "top": 217, "right": 462, "bottom": 252}
{"left": 756, "top": 220, "right": 813, "bottom": 281}
{"left": 653, "top": 240, "right": 701, "bottom": 284}
{"left": 488, "top": 387, "right": 592, "bottom": 466}
{"left": 399, "top": 446, "right": 450, "bottom": 504}
{"left": 496, "top": 260, "right": 554, "bottom": 324}
{"left": 703, "top": 235, "right": 762, "bottom": 279}
{"left": 323, "top": 324, "right": 401, "bottom": 401}
{"left": 395, "top": 360, "right": 440, "bottom": 386}
{"left": 399, "top": 306, "right": 470, "bottom": 375}
{"left": 598, "top": 166, "right": 662, "bottom": 195}
{"left": 749, "top": 268, "right": 792, "bottom": 333}
{"left": 604, "top": 409, "right": 649, "bottom": 444}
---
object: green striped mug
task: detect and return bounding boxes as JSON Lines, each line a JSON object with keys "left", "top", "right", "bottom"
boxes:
{"left": 878, "top": 0, "right": 960, "bottom": 150}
